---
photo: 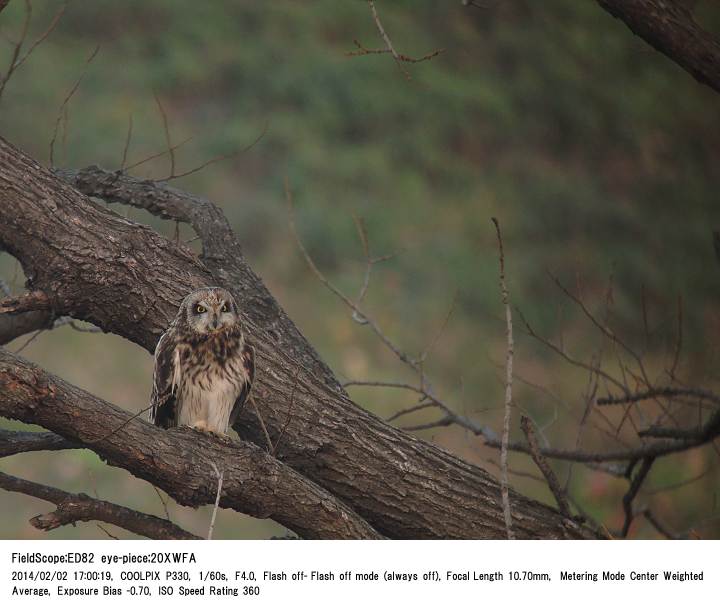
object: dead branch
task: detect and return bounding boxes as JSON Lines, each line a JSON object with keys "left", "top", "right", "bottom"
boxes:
{"left": 0, "top": 429, "right": 78, "bottom": 457}
{"left": 0, "top": 290, "right": 51, "bottom": 315}
{"left": 48, "top": 45, "right": 100, "bottom": 166}
{"left": 0, "top": 1, "right": 67, "bottom": 102}
{"left": 598, "top": 387, "right": 720, "bottom": 407}
{"left": 640, "top": 508, "right": 678, "bottom": 539}
{"left": 350, "top": 1, "right": 443, "bottom": 81}
{"left": 492, "top": 217, "right": 514, "bottom": 540}
{"left": 519, "top": 416, "right": 571, "bottom": 518}
{"left": 621, "top": 457, "right": 655, "bottom": 537}
{"left": 207, "top": 462, "right": 224, "bottom": 540}
{"left": 0, "top": 470, "right": 200, "bottom": 539}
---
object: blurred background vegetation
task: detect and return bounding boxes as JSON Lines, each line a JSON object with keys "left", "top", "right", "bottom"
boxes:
{"left": 0, "top": 0, "right": 718, "bottom": 539}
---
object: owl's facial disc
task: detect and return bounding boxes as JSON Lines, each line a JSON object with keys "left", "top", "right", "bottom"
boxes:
{"left": 189, "top": 293, "right": 238, "bottom": 334}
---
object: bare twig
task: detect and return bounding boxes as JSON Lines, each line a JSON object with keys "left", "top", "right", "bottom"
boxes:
{"left": 621, "top": 457, "right": 655, "bottom": 538}
{"left": 154, "top": 93, "right": 176, "bottom": 178}
{"left": 96, "top": 524, "right": 119, "bottom": 540}
{"left": 163, "top": 120, "right": 268, "bottom": 181}
{"left": 492, "top": 217, "right": 514, "bottom": 540}
{"left": 598, "top": 387, "right": 720, "bottom": 407}
{"left": 641, "top": 509, "right": 678, "bottom": 539}
{"left": 207, "top": 462, "right": 224, "bottom": 540}
{"left": 668, "top": 295, "right": 683, "bottom": 379}
{"left": 355, "top": 1, "right": 444, "bottom": 80}
{"left": 49, "top": 45, "right": 100, "bottom": 166}
{"left": 123, "top": 136, "right": 193, "bottom": 173}
{"left": 346, "top": 39, "right": 444, "bottom": 64}
{"left": 0, "top": 1, "right": 68, "bottom": 101}
{"left": 249, "top": 394, "right": 274, "bottom": 453}
{"left": 287, "top": 180, "right": 419, "bottom": 373}
{"left": 151, "top": 485, "right": 171, "bottom": 521}
{"left": 349, "top": 213, "right": 399, "bottom": 325}
{"left": 520, "top": 416, "right": 572, "bottom": 518}
{"left": 14, "top": 328, "right": 43, "bottom": 354}
{"left": 645, "top": 465, "right": 717, "bottom": 495}
{"left": 272, "top": 365, "right": 301, "bottom": 457}
{"left": 385, "top": 400, "right": 435, "bottom": 423}
{"left": 120, "top": 113, "right": 133, "bottom": 171}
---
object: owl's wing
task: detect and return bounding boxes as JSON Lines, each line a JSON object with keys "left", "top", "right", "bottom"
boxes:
{"left": 229, "top": 343, "right": 255, "bottom": 428}
{"left": 149, "top": 329, "right": 179, "bottom": 429}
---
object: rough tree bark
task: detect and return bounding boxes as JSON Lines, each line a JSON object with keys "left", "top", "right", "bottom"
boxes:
{"left": 0, "top": 350, "right": 382, "bottom": 539}
{"left": 0, "top": 136, "right": 599, "bottom": 539}
{"left": 596, "top": 0, "right": 720, "bottom": 93}
{"left": 0, "top": 471, "right": 202, "bottom": 540}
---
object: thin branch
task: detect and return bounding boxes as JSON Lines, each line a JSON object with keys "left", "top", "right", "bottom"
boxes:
{"left": 96, "top": 523, "right": 119, "bottom": 540}
{"left": 163, "top": 120, "right": 268, "bottom": 181}
{"left": 0, "top": 470, "right": 201, "bottom": 539}
{"left": 598, "top": 387, "right": 720, "bottom": 407}
{"left": 207, "top": 462, "right": 224, "bottom": 540}
{"left": 621, "top": 457, "right": 655, "bottom": 538}
{"left": 346, "top": 39, "right": 444, "bottom": 64}
{"left": 287, "top": 180, "right": 420, "bottom": 373}
{"left": 14, "top": 328, "right": 43, "bottom": 353}
{"left": 367, "top": 0, "right": 409, "bottom": 79}
{"left": 0, "top": 0, "right": 31, "bottom": 101}
{"left": 645, "top": 465, "right": 717, "bottom": 495}
{"left": 272, "top": 365, "right": 300, "bottom": 457}
{"left": 641, "top": 508, "right": 678, "bottom": 540}
{"left": 520, "top": 416, "right": 572, "bottom": 518}
{"left": 154, "top": 93, "right": 175, "bottom": 178}
{"left": 151, "top": 485, "right": 171, "bottom": 521}
{"left": 122, "top": 136, "right": 193, "bottom": 173}
{"left": 668, "top": 295, "right": 683, "bottom": 379}
{"left": 516, "top": 306, "right": 629, "bottom": 394}
{"left": 355, "top": 1, "right": 444, "bottom": 80}
{"left": 120, "top": 113, "right": 133, "bottom": 171}
{"left": 385, "top": 400, "right": 435, "bottom": 423}
{"left": 49, "top": 45, "right": 100, "bottom": 166}
{"left": 492, "top": 217, "right": 514, "bottom": 540}
{"left": 249, "top": 394, "right": 274, "bottom": 453}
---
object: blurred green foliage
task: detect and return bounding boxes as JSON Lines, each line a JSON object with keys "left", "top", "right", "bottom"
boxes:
{"left": 0, "top": 0, "right": 718, "bottom": 538}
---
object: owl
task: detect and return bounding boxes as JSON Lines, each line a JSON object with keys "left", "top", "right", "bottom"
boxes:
{"left": 149, "top": 287, "right": 254, "bottom": 435}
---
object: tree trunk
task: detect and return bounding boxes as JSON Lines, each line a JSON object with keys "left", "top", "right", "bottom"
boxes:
{"left": 0, "top": 136, "right": 598, "bottom": 539}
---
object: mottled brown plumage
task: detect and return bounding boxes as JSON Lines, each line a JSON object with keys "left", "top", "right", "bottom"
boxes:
{"left": 149, "top": 287, "right": 254, "bottom": 434}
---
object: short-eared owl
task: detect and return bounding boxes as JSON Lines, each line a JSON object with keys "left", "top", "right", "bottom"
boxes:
{"left": 149, "top": 287, "right": 254, "bottom": 435}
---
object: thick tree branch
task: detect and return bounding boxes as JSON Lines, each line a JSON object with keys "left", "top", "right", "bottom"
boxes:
{"left": 0, "top": 470, "right": 201, "bottom": 539}
{"left": 0, "top": 137, "right": 597, "bottom": 538}
{"left": 596, "top": 0, "right": 720, "bottom": 94}
{"left": 0, "top": 349, "right": 383, "bottom": 539}
{"left": 0, "top": 429, "right": 78, "bottom": 457}
{"left": 0, "top": 310, "right": 52, "bottom": 344}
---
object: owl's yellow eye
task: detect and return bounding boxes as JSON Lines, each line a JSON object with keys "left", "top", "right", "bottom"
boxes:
{"left": 221, "top": 303, "right": 228, "bottom": 313}
{"left": 195, "top": 304, "right": 206, "bottom": 314}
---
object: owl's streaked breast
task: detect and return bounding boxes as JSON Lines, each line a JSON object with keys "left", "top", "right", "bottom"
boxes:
{"left": 173, "top": 329, "right": 249, "bottom": 434}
